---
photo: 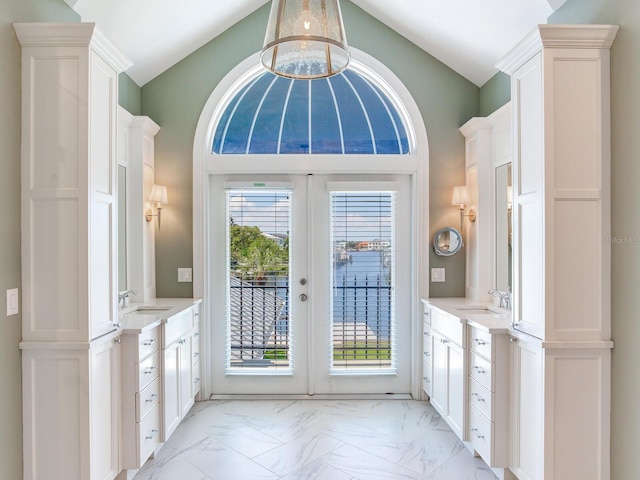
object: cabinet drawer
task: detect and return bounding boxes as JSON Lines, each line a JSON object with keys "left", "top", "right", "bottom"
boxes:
{"left": 164, "top": 308, "right": 194, "bottom": 346}
{"left": 469, "top": 376, "right": 492, "bottom": 419}
{"left": 423, "top": 326, "right": 432, "bottom": 360}
{"left": 139, "top": 404, "right": 161, "bottom": 463}
{"left": 192, "top": 360, "right": 201, "bottom": 396}
{"left": 469, "top": 403, "right": 492, "bottom": 463}
{"left": 192, "top": 330, "right": 200, "bottom": 363}
{"left": 138, "top": 327, "right": 160, "bottom": 360}
{"left": 431, "top": 308, "right": 463, "bottom": 346}
{"left": 422, "top": 359, "right": 432, "bottom": 395}
{"left": 468, "top": 326, "right": 492, "bottom": 359}
{"left": 469, "top": 352, "right": 493, "bottom": 391}
{"left": 138, "top": 351, "right": 160, "bottom": 390}
{"left": 423, "top": 306, "right": 431, "bottom": 326}
{"left": 136, "top": 377, "right": 160, "bottom": 422}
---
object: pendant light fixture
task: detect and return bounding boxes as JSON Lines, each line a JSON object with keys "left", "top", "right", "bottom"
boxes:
{"left": 261, "top": 0, "right": 350, "bottom": 79}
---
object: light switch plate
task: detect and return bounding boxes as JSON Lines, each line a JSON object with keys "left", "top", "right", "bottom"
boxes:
{"left": 6, "top": 288, "right": 19, "bottom": 316}
{"left": 431, "top": 268, "right": 446, "bottom": 283}
{"left": 178, "top": 268, "right": 193, "bottom": 283}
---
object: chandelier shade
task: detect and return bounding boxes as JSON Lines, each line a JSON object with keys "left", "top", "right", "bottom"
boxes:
{"left": 261, "top": 0, "right": 350, "bottom": 79}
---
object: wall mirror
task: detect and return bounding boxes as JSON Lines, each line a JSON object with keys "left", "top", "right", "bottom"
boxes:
{"left": 495, "top": 163, "right": 512, "bottom": 291}
{"left": 117, "top": 164, "right": 127, "bottom": 292}
{"left": 433, "top": 226, "right": 463, "bottom": 256}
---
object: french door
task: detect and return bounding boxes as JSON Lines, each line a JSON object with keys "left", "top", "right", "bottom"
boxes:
{"left": 208, "top": 173, "right": 412, "bottom": 395}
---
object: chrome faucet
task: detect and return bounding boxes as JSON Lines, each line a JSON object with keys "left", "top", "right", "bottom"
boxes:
{"left": 118, "top": 289, "right": 138, "bottom": 309}
{"left": 489, "top": 288, "right": 511, "bottom": 310}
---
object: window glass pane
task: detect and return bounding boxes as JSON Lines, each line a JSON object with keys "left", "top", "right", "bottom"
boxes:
{"left": 226, "top": 188, "right": 291, "bottom": 372}
{"left": 330, "top": 191, "right": 396, "bottom": 373}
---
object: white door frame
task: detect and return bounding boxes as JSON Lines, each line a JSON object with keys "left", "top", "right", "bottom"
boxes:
{"left": 192, "top": 48, "right": 430, "bottom": 399}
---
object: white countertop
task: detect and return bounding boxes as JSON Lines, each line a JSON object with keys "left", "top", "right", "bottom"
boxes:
{"left": 423, "top": 297, "right": 512, "bottom": 334}
{"left": 119, "top": 298, "right": 202, "bottom": 334}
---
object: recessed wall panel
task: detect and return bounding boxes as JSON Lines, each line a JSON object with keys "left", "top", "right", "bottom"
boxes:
{"left": 554, "top": 200, "right": 601, "bottom": 334}
{"left": 90, "top": 55, "right": 114, "bottom": 195}
{"left": 519, "top": 200, "right": 543, "bottom": 336}
{"left": 32, "top": 57, "right": 79, "bottom": 189}
{"left": 516, "top": 54, "right": 542, "bottom": 197}
{"left": 553, "top": 59, "right": 600, "bottom": 190}
{"left": 30, "top": 354, "right": 84, "bottom": 480}
{"left": 31, "top": 199, "right": 80, "bottom": 334}
{"left": 552, "top": 354, "right": 603, "bottom": 479}
{"left": 90, "top": 200, "right": 113, "bottom": 336}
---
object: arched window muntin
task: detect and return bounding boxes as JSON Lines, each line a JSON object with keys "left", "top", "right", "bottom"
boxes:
{"left": 208, "top": 56, "right": 416, "bottom": 157}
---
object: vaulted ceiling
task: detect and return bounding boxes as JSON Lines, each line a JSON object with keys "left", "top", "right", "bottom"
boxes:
{"left": 64, "top": 0, "right": 566, "bottom": 87}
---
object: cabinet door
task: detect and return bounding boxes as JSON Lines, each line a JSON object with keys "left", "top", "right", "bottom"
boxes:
{"left": 512, "top": 52, "right": 544, "bottom": 340}
{"left": 179, "top": 337, "right": 194, "bottom": 418}
{"left": 90, "top": 338, "right": 121, "bottom": 480}
{"left": 430, "top": 331, "right": 447, "bottom": 415}
{"left": 510, "top": 335, "right": 543, "bottom": 480}
{"left": 447, "top": 341, "right": 465, "bottom": 439}
{"left": 163, "top": 342, "right": 181, "bottom": 440}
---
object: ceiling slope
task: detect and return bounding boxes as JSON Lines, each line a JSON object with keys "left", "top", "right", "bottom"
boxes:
{"left": 66, "top": 0, "right": 564, "bottom": 87}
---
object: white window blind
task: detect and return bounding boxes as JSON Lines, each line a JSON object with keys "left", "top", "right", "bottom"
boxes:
{"left": 329, "top": 190, "right": 397, "bottom": 374}
{"left": 225, "top": 186, "right": 292, "bottom": 373}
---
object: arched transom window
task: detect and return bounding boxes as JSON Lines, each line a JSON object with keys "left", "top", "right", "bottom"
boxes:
{"left": 212, "top": 69, "right": 410, "bottom": 155}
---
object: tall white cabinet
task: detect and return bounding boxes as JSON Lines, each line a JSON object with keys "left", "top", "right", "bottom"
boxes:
{"left": 497, "top": 25, "right": 617, "bottom": 480}
{"left": 15, "top": 23, "right": 131, "bottom": 480}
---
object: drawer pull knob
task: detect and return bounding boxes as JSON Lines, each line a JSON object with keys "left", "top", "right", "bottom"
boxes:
{"left": 423, "top": 352, "right": 430, "bottom": 357}
{"left": 194, "top": 377, "right": 200, "bottom": 384}
{"left": 143, "top": 339, "right": 157, "bottom": 346}
{"left": 145, "top": 429, "right": 159, "bottom": 440}
{"left": 472, "top": 366, "right": 486, "bottom": 374}
{"left": 471, "top": 393, "right": 486, "bottom": 402}
{"left": 473, "top": 339, "right": 487, "bottom": 345}
{"left": 194, "top": 352, "right": 200, "bottom": 358}
{"left": 423, "top": 377, "right": 430, "bottom": 382}
{"left": 471, "top": 428, "right": 485, "bottom": 439}
{"left": 144, "top": 366, "right": 157, "bottom": 374}
{"left": 145, "top": 393, "right": 159, "bottom": 403}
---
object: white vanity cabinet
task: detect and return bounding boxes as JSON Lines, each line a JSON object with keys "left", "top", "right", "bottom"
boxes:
{"left": 121, "top": 326, "right": 162, "bottom": 469}
{"left": 466, "top": 325, "right": 509, "bottom": 468}
{"left": 163, "top": 306, "right": 197, "bottom": 439}
{"left": 429, "top": 306, "right": 466, "bottom": 439}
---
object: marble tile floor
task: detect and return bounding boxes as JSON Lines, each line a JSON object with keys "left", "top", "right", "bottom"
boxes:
{"left": 133, "top": 399, "right": 497, "bottom": 480}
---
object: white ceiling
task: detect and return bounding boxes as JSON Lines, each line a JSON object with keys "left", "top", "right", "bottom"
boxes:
{"left": 65, "top": 0, "right": 565, "bottom": 87}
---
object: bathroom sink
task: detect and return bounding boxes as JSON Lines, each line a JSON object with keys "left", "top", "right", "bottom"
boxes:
{"left": 455, "top": 307, "right": 495, "bottom": 315}
{"left": 125, "top": 305, "right": 174, "bottom": 315}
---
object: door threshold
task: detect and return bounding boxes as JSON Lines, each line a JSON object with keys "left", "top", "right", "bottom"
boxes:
{"left": 209, "top": 393, "right": 414, "bottom": 400}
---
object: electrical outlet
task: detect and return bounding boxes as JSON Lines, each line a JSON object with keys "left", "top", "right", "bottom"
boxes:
{"left": 431, "top": 268, "right": 446, "bottom": 283}
{"left": 6, "top": 288, "right": 19, "bottom": 316}
{"left": 178, "top": 268, "right": 193, "bottom": 283}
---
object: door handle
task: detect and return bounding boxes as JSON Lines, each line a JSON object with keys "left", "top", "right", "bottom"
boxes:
{"left": 299, "top": 293, "right": 308, "bottom": 302}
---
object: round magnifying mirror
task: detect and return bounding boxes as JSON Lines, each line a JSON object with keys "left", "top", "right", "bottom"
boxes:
{"left": 433, "top": 227, "right": 463, "bottom": 256}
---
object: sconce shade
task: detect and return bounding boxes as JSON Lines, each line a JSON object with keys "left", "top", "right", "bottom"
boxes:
{"left": 149, "top": 185, "right": 168, "bottom": 205}
{"left": 451, "top": 185, "right": 471, "bottom": 206}
{"left": 261, "top": 0, "right": 350, "bottom": 79}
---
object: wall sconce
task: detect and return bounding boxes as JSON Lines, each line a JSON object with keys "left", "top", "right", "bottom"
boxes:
{"left": 145, "top": 184, "right": 168, "bottom": 230}
{"left": 451, "top": 185, "right": 476, "bottom": 230}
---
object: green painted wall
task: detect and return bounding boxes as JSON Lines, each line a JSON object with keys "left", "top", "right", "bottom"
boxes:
{"left": 142, "top": 0, "right": 479, "bottom": 299}
{"left": 549, "top": 1, "right": 640, "bottom": 478}
{"left": 119, "top": 73, "right": 142, "bottom": 115}
{"left": 0, "top": 2, "right": 79, "bottom": 479}
{"left": 479, "top": 71, "right": 510, "bottom": 117}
